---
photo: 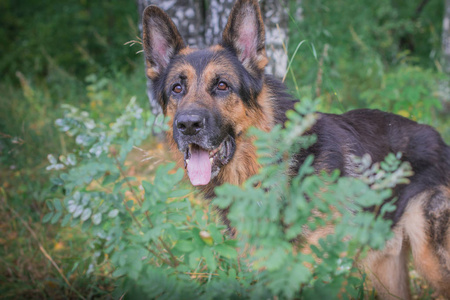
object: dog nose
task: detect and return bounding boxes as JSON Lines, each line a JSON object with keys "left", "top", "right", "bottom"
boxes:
{"left": 176, "top": 114, "right": 205, "bottom": 136}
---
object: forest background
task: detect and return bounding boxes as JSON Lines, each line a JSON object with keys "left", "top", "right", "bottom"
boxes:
{"left": 1, "top": 0, "right": 450, "bottom": 298}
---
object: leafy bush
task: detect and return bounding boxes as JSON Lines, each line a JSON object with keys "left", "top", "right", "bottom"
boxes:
{"left": 44, "top": 95, "right": 414, "bottom": 298}
{"left": 361, "top": 65, "right": 443, "bottom": 123}
{"left": 0, "top": 0, "right": 139, "bottom": 82}
{"left": 287, "top": 0, "right": 444, "bottom": 110}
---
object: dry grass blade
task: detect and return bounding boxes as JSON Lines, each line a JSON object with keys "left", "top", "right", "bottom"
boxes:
{"left": 124, "top": 37, "right": 144, "bottom": 54}
{"left": 1, "top": 195, "right": 86, "bottom": 300}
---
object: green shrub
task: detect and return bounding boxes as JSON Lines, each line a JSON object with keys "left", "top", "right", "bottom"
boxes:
{"left": 0, "top": 0, "right": 139, "bottom": 82}
{"left": 44, "top": 95, "right": 413, "bottom": 298}
{"left": 287, "top": 0, "right": 444, "bottom": 110}
{"left": 361, "top": 65, "right": 443, "bottom": 124}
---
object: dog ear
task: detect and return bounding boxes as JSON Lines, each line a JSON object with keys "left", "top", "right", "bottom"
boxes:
{"left": 222, "top": 0, "right": 268, "bottom": 72}
{"left": 142, "top": 6, "right": 185, "bottom": 79}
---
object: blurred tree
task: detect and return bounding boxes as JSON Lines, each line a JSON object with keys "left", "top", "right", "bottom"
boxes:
{"left": 443, "top": 0, "right": 450, "bottom": 74}
{"left": 136, "top": 0, "right": 291, "bottom": 116}
{"left": 261, "top": 0, "right": 290, "bottom": 78}
{"left": 441, "top": 0, "right": 450, "bottom": 110}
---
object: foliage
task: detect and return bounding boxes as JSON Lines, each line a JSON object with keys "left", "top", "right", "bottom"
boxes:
{"left": 361, "top": 65, "right": 443, "bottom": 123}
{"left": 0, "top": 69, "right": 146, "bottom": 297}
{"left": 0, "top": 0, "right": 139, "bottom": 83}
{"left": 288, "top": 0, "right": 445, "bottom": 111}
{"left": 0, "top": 68, "right": 147, "bottom": 168}
{"left": 42, "top": 97, "right": 414, "bottom": 298}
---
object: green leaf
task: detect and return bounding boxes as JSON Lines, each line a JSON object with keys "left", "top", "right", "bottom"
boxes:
{"left": 168, "top": 189, "right": 190, "bottom": 198}
{"left": 141, "top": 180, "right": 153, "bottom": 194}
{"left": 228, "top": 268, "right": 237, "bottom": 279}
{"left": 112, "top": 267, "right": 127, "bottom": 278}
{"left": 92, "top": 213, "right": 102, "bottom": 225}
{"left": 113, "top": 178, "right": 126, "bottom": 194}
{"left": 42, "top": 212, "right": 53, "bottom": 223}
{"left": 61, "top": 214, "right": 71, "bottom": 227}
{"left": 142, "top": 227, "right": 162, "bottom": 242}
{"left": 189, "top": 250, "right": 201, "bottom": 270}
{"left": 174, "top": 240, "right": 194, "bottom": 253}
{"left": 51, "top": 211, "right": 62, "bottom": 224}
{"left": 47, "top": 154, "right": 57, "bottom": 164}
{"left": 211, "top": 196, "right": 232, "bottom": 209}
{"left": 81, "top": 193, "right": 91, "bottom": 205}
{"left": 67, "top": 153, "right": 77, "bottom": 166}
{"left": 73, "top": 205, "right": 84, "bottom": 218}
{"left": 202, "top": 247, "right": 217, "bottom": 272}
{"left": 214, "top": 244, "right": 237, "bottom": 259}
{"left": 191, "top": 227, "right": 205, "bottom": 247}
{"left": 81, "top": 208, "right": 92, "bottom": 221}
{"left": 171, "top": 168, "right": 185, "bottom": 183}
{"left": 53, "top": 199, "right": 62, "bottom": 211}
{"left": 254, "top": 247, "right": 288, "bottom": 271}
{"left": 67, "top": 201, "right": 77, "bottom": 213}
{"left": 46, "top": 200, "right": 54, "bottom": 210}
{"left": 103, "top": 173, "right": 120, "bottom": 185}
{"left": 311, "top": 43, "right": 317, "bottom": 60}
{"left": 50, "top": 177, "right": 64, "bottom": 186}
{"left": 108, "top": 209, "right": 119, "bottom": 218}
{"left": 73, "top": 191, "right": 81, "bottom": 201}
{"left": 207, "top": 224, "right": 223, "bottom": 244}
{"left": 167, "top": 213, "right": 187, "bottom": 223}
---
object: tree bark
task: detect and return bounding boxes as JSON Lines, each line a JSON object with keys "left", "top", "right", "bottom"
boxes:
{"left": 260, "top": 0, "right": 289, "bottom": 78}
{"left": 204, "top": 0, "right": 234, "bottom": 46}
{"left": 443, "top": 0, "right": 450, "bottom": 74}
{"left": 441, "top": 0, "right": 450, "bottom": 110}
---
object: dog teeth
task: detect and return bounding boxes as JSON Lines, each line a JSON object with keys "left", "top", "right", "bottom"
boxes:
{"left": 209, "top": 148, "right": 219, "bottom": 158}
{"left": 186, "top": 159, "right": 189, "bottom": 165}
{"left": 210, "top": 157, "right": 213, "bottom": 164}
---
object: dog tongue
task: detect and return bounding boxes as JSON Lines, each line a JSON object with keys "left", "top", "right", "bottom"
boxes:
{"left": 187, "top": 145, "right": 211, "bottom": 186}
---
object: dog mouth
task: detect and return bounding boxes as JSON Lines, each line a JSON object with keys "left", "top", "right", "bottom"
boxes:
{"left": 183, "top": 135, "right": 236, "bottom": 186}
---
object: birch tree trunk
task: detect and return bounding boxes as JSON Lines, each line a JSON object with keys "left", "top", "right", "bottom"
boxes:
{"left": 442, "top": 0, "right": 450, "bottom": 74}
{"left": 261, "top": 0, "right": 289, "bottom": 78}
{"left": 204, "top": 0, "right": 234, "bottom": 45}
{"left": 137, "top": 0, "right": 291, "bottom": 115}
{"left": 441, "top": 0, "right": 450, "bottom": 110}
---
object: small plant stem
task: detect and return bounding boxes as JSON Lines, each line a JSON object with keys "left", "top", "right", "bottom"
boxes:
{"left": 112, "top": 155, "right": 143, "bottom": 228}
{"left": 315, "top": 44, "right": 329, "bottom": 98}
{"left": 113, "top": 155, "right": 142, "bottom": 206}
{"left": 112, "top": 153, "right": 179, "bottom": 267}
{"left": 147, "top": 246, "right": 172, "bottom": 266}
{"left": 158, "top": 237, "right": 179, "bottom": 267}
{"left": 350, "top": 247, "right": 363, "bottom": 271}
{"left": 121, "top": 197, "right": 142, "bottom": 228}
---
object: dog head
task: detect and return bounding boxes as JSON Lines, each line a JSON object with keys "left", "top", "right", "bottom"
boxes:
{"left": 142, "top": 0, "right": 269, "bottom": 186}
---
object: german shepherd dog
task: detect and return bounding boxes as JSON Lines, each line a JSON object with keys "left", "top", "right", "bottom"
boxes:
{"left": 142, "top": 0, "right": 450, "bottom": 298}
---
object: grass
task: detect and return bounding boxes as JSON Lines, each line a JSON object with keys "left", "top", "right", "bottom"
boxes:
{"left": 0, "top": 196, "right": 110, "bottom": 299}
{"left": 0, "top": 65, "right": 148, "bottom": 299}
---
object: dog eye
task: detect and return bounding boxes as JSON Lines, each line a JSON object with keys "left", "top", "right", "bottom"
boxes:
{"left": 172, "top": 84, "right": 183, "bottom": 94}
{"left": 217, "top": 82, "right": 228, "bottom": 91}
